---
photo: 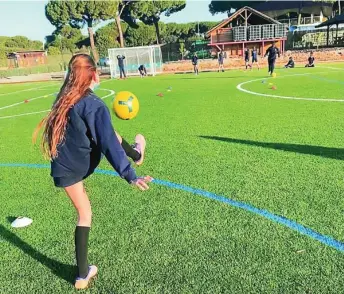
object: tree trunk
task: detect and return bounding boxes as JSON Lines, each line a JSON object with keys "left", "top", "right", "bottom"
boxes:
{"left": 115, "top": 14, "right": 124, "bottom": 48}
{"left": 154, "top": 21, "right": 161, "bottom": 45}
{"left": 88, "top": 25, "right": 99, "bottom": 64}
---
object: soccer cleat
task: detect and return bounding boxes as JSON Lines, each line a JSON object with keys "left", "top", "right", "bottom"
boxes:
{"left": 134, "top": 134, "right": 146, "bottom": 166}
{"left": 75, "top": 265, "right": 98, "bottom": 290}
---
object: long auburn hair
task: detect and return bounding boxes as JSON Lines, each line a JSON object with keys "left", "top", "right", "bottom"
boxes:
{"left": 33, "top": 54, "right": 97, "bottom": 160}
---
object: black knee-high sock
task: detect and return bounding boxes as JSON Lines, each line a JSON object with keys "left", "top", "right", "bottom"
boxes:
{"left": 75, "top": 226, "right": 90, "bottom": 279}
{"left": 121, "top": 138, "right": 141, "bottom": 161}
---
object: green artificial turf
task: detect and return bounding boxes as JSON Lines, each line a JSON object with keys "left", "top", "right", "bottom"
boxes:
{"left": 1, "top": 63, "right": 344, "bottom": 293}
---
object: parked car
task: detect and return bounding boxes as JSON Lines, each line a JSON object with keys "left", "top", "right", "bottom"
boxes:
{"left": 98, "top": 57, "right": 110, "bottom": 67}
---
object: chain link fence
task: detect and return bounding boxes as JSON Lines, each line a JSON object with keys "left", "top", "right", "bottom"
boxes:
{"left": 286, "top": 28, "right": 344, "bottom": 50}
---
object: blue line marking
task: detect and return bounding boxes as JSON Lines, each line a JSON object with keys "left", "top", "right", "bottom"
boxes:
{"left": 1, "top": 162, "right": 344, "bottom": 252}
{"left": 308, "top": 75, "right": 344, "bottom": 85}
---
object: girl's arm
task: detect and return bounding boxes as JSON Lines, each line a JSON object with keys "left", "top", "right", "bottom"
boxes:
{"left": 85, "top": 105, "right": 137, "bottom": 183}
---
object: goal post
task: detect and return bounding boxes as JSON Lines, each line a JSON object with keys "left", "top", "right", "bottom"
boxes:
{"left": 108, "top": 45, "right": 163, "bottom": 78}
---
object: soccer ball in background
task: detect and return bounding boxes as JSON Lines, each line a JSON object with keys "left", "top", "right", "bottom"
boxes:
{"left": 272, "top": 72, "right": 277, "bottom": 78}
{"left": 113, "top": 91, "right": 140, "bottom": 120}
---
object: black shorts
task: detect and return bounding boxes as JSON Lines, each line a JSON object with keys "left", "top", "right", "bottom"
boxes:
{"left": 252, "top": 57, "right": 258, "bottom": 63}
{"left": 53, "top": 174, "right": 88, "bottom": 188}
{"left": 245, "top": 58, "right": 249, "bottom": 63}
{"left": 218, "top": 60, "right": 224, "bottom": 65}
{"left": 53, "top": 152, "right": 102, "bottom": 188}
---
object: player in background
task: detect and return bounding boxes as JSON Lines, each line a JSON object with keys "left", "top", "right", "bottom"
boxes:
{"left": 117, "top": 55, "right": 126, "bottom": 79}
{"left": 285, "top": 57, "right": 295, "bottom": 68}
{"left": 218, "top": 50, "right": 225, "bottom": 72}
{"left": 192, "top": 53, "right": 199, "bottom": 75}
{"left": 244, "top": 48, "right": 252, "bottom": 70}
{"left": 251, "top": 47, "right": 260, "bottom": 70}
{"left": 305, "top": 52, "right": 315, "bottom": 67}
{"left": 138, "top": 64, "right": 147, "bottom": 77}
{"left": 264, "top": 42, "right": 280, "bottom": 75}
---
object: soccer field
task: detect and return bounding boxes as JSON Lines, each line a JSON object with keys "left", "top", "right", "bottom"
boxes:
{"left": 1, "top": 64, "right": 344, "bottom": 294}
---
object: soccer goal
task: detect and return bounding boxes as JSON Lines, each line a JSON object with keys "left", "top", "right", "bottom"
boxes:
{"left": 108, "top": 45, "right": 163, "bottom": 78}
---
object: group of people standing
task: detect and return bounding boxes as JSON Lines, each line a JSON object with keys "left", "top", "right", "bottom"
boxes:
{"left": 191, "top": 42, "right": 316, "bottom": 76}
{"left": 192, "top": 50, "right": 226, "bottom": 75}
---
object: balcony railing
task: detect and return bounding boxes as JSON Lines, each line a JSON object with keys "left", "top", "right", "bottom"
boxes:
{"left": 278, "top": 16, "right": 322, "bottom": 26}
{"left": 211, "top": 24, "right": 287, "bottom": 44}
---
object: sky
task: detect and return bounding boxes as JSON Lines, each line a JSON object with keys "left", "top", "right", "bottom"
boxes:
{"left": 0, "top": 0, "right": 228, "bottom": 41}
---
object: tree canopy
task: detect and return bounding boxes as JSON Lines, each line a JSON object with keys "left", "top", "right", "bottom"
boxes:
{"left": 209, "top": 1, "right": 265, "bottom": 15}
{"left": 45, "top": 0, "right": 117, "bottom": 62}
{"left": 46, "top": 25, "right": 83, "bottom": 55}
{"left": 130, "top": 0, "right": 186, "bottom": 44}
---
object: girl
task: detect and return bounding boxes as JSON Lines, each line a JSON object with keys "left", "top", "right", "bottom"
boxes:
{"left": 34, "top": 54, "right": 151, "bottom": 289}
{"left": 218, "top": 50, "right": 225, "bottom": 72}
{"left": 191, "top": 53, "right": 199, "bottom": 75}
{"left": 244, "top": 48, "right": 252, "bottom": 70}
{"left": 251, "top": 47, "right": 260, "bottom": 70}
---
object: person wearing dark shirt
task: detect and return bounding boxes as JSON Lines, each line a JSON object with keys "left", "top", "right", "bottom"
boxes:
{"left": 305, "top": 52, "right": 315, "bottom": 67}
{"left": 138, "top": 64, "right": 147, "bottom": 77}
{"left": 264, "top": 42, "right": 280, "bottom": 75}
{"left": 285, "top": 57, "right": 295, "bottom": 68}
{"left": 218, "top": 50, "right": 225, "bottom": 72}
{"left": 34, "top": 54, "right": 151, "bottom": 290}
{"left": 251, "top": 47, "right": 260, "bottom": 70}
{"left": 244, "top": 48, "right": 252, "bottom": 70}
{"left": 192, "top": 53, "right": 199, "bottom": 75}
{"left": 117, "top": 54, "right": 126, "bottom": 79}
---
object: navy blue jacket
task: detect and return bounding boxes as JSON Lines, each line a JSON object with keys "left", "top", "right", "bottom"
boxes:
{"left": 244, "top": 49, "right": 249, "bottom": 60}
{"left": 191, "top": 56, "right": 198, "bottom": 65}
{"left": 265, "top": 46, "right": 280, "bottom": 60}
{"left": 117, "top": 55, "right": 125, "bottom": 67}
{"left": 51, "top": 91, "right": 137, "bottom": 183}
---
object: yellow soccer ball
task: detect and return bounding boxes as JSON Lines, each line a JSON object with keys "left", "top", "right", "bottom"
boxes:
{"left": 272, "top": 72, "right": 277, "bottom": 78}
{"left": 113, "top": 91, "right": 139, "bottom": 120}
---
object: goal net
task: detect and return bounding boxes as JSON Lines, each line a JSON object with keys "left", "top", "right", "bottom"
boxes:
{"left": 108, "top": 45, "right": 163, "bottom": 78}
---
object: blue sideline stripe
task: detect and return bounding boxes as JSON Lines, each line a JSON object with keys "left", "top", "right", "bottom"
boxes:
{"left": 1, "top": 162, "right": 344, "bottom": 252}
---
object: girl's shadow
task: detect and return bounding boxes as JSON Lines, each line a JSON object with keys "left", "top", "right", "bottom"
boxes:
{"left": 0, "top": 222, "right": 75, "bottom": 284}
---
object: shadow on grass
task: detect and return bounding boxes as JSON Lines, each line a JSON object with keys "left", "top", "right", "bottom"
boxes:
{"left": 0, "top": 223, "right": 75, "bottom": 284}
{"left": 6, "top": 216, "right": 16, "bottom": 223}
{"left": 199, "top": 136, "right": 344, "bottom": 160}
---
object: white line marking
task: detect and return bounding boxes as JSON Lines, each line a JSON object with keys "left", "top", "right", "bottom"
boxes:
{"left": 100, "top": 89, "right": 115, "bottom": 100}
{"left": 0, "top": 93, "right": 55, "bottom": 111}
{"left": 0, "top": 89, "right": 115, "bottom": 120}
{"left": 236, "top": 72, "right": 344, "bottom": 102}
{"left": 0, "top": 110, "right": 50, "bottom": 120}
{"left": 0, "top": 79, "right": 112, "bottom": 112}
{"left": 0, "top": 83, "right": 59, "bottom": 97}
